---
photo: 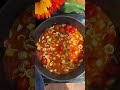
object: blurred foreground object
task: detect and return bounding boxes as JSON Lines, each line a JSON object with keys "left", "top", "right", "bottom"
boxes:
{"left": 35, "top": 0, "right": 65, "bottom": 19}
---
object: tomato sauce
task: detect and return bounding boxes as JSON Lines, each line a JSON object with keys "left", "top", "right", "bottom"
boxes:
{"left": 37, "top": 24, "right": 84, "bottom": 74}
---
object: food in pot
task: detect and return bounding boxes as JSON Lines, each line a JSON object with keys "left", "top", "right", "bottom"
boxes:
{"left": 36, "top": 24, "right": 84, "bottom": 74}
{"left": 3, "top": 6, "right": 35, "bottom": 90}
{"left": 86, "top": 2, "right": 120, "bottom": 89}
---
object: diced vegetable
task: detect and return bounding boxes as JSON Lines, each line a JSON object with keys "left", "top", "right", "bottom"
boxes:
{"left": 78, "top": 40, "right": 83, "bottom": 45}
{"left": 5, "top": 48, "right": 17, "bottom": 56}
{"left": 96, "top": 59, "right": 103, "bottom": 67}
{"left": 17, "top": 24, "right": 23, "bottom": 32}
{"left": 61, "top": 60, "right": 66, "bottom": 64}
{"left": 18, "top": 51, "right": 28, "bottom": 60}
{"left": 37, "top": 50, "right": 43, "bottom": 57}
{"left": 18, "top": 63, "right": 26, "bottom": 72}
{"left": 26, "top": 23, "right": 35, "bottom": 30}
{"left": 29, "top": 31, "right": 35, "bottom": 40}
{"left": 37, "top": 44, "right": 41, "bottom": 50}
{"left": 65, "top": 25, "right": 72, "bottom": 30}
{"left": 41, "top": 58, "right": 47, "bottom": 65}
{"left": 64, "top": 25, "right": 76, "bottom": 34}
{"left": 25, "top": 69, "right": 34, "bottom": 78}
{"left": 29, "top": 78, "right": 34, "bottom": 88}
{"left": 46, "top": 38, "right": 51, "bottom": 44}
{"left": 69, "top": 27, "right": 76, "bottom": 34}
{"left": 63, "top": 50, "right": 67, "bottom": 54}
{"left": 104, "top": 44, "right": 114, "bottom": 55}
{"left": 63, "top": 1, "right": 85, "bottom": 13}
{"left": 79, "top": 50, "right": 84, "bottom": 59}
{"left": 58, "top": 45, "right": 64, "bottom": 51}
{"left": 97, "top": 19, "right": 106, "bottom": 29}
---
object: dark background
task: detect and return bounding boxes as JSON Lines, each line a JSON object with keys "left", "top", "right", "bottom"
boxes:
{"left": 0, "top": 0, "right": 7, "bottom": 8}
{"left": 0, "top": 1, "right": 10, "bottom": 90}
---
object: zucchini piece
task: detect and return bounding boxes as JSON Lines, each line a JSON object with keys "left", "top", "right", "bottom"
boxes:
{"left": 29, "top": 31, "right": 35, "bottom": 40}
{"left": 26, "top": 23, "right": 35, "bottom": 30}
{"left": 63, "top": 1, "right": 85, "bottom": 13}
{"left": 64, "top": 1, "right": 85, "bottom": 11}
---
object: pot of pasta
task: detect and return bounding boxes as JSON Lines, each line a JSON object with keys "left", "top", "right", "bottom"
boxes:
{"left": 35, "top": 15, "right": 85, "bottom": 81}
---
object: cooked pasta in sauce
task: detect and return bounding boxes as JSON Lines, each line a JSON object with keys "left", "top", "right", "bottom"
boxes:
{"left": 36, "top": 24, "right": 84, "bottom": 74}
{"left": 3, "top": 7, "right": 35, "bottom": 90}
{"left": 86, "top": 3, "right": 120, "bottom": 90}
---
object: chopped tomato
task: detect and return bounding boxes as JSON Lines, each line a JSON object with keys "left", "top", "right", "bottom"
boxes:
{"left": 73, "top": 58, "right": 79, "bottom": 63}
{"left": 54, "top": 25, "right": 60, "bottom": 30}
{"left": 64, "top": 25, "right": 76, "bottom": 34}
{"left": 65, "top": 25, "right": 72, "bottom": 29}
{"left": 69, "top": 28, "right": 76, "bottom": 34}
{"left": 41, "top": 58, "right": 47, "bottom": 65}
{"left": 71, "top": 49, "right": 76, "bottom": 55}
{"left": 16, "top": 76, "right": 29, "bottom": 90}
{"left": 37, "top": 50, "right": 43, "bottom": 57}
{"left": 47, "top": 50, "right": 52, "bottom": 54}
{"left": 58, "top": 45, "right": 64, "bottom": 51}
{"left": 59, "top": 27, "right": 65, "bottom": 33}
{"left": 86, "top": 3, "right": 96, "bottom": 19}
{"left": 44, "top": 31, "right": 48, "bottom": 36}
{"left": 79, "top": 50, "right": 84, "bottom": 59}
{"left": 79, "top": 40, "right": 83, "bottom": 45}
{"left": 65, "top": 25, "right": 72, "bottom": 33}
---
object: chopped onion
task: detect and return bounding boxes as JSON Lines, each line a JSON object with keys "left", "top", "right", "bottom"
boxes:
{"left": 61, "top": 60, "right": 66, "bottom": 65}
{"left": 17, "top": 24, "right": 23, "bottom": 32}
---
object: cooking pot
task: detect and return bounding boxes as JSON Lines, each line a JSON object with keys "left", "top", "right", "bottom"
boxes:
{"left": 35, "top": 15, "right": 85, "bottom": 82}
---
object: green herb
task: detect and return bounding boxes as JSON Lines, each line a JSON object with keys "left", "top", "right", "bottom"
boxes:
{"left": 63, "top": 49, "right": 69, "bottom": 54}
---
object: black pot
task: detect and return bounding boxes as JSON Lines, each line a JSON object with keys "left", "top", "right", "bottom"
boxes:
{"left": 35, "top": 15, "right": 85, "bottom": 82}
